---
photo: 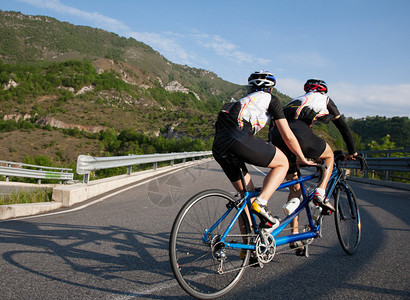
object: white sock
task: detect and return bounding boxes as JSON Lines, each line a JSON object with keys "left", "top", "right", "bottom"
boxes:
{"left": 316, "top": 188, "right": 325, "bottom": 197}
{"left": 256, "top": 197, "right": 268, "bottom": 206}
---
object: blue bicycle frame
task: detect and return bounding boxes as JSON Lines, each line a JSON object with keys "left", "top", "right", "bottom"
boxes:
{"left": 203, "top": 165, "right": 342, "bottom": 252}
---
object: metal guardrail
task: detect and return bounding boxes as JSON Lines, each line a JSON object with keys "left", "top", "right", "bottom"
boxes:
{"left": 343, "top": 148, "right": 410, "bottom": 181}
{"left": 1, "top": 148, "right": 407, "bottom": 186}
{"left": 76, "top": 151, "right": 213, "bottom": 183}
{"left": 0, "top": 160, "right": 73, "bottom": 184}
{"left": 360, "top": 148, "right": 410, "bottom": 156}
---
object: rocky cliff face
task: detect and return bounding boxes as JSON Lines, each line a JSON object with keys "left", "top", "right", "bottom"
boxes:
{"left": 165, "top": 81, "right": 201, "bottom": 100}
{"left": 3, "top": 114, "right": 106, "bottom": 133}
{"left": 35, "top": 116, "right": 106, "bottom": 133}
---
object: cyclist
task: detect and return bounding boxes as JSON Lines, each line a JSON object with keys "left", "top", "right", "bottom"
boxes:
{"left": 269, "top": 79, "right": 357, "bottom": 253}
{"left": 212, "top": 70, "right": 315, "bottom": 230}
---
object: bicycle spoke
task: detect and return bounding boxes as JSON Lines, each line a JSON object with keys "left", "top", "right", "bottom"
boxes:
{"left": 334, "top": 183, "right": 361, "bottom": 254}
{"left": 169, "top": 189, "right": 251, "bottom": 299}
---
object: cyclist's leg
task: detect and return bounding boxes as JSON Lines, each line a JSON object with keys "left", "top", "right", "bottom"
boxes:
{"left": 233, "top": 139, "right": 288, "bottom": 225}
{"left": 216, "top": 130, "right": 288, "bottom": 226}
{"left": 270, "top": 125, "right": 302, "bottom": 233}
{"left": 314, "top": 143, "right": 336, "bottom": 211}
{"left": 286, "top": 122, "right": 334, "bottom": 210}
{"left": 231, "top": 171, "right": 255, "bottom": 194}
{"left": 228, "top": 131, "right": 288, "bottom": 204}
{"left": 258, "top": 148, "right": 288, "bottom": 201}
{"left": 317, "top": 143, "right": 334, "bottom": 191}
{"left": 244, "top": 148, "right": 287, "bottom": 228}
{"left": 231, "top": 171, "right": 255, "bottom": 236}
{"left": 213, "top": 153, "right": 255, "bottom": 233}
{"left": 213, "top": 149, "right": 255, "bottom": 194}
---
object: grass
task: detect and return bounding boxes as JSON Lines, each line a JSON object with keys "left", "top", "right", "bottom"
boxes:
{"left": 0, "top": 188, "right": 53, "bottom": 205}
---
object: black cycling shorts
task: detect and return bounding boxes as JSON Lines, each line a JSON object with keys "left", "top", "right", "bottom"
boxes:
{"left": 269, "top": 119, "right": 326, "bottom": 174}
{"left": 212, "top": 121, "right": 277, "bottom": 182}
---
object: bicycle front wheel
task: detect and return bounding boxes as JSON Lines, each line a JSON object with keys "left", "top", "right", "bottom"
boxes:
{"left": 334, "top": 182, "right": 361, "bottom": 254}
{"left": 169, "top": 189, "right": 252, "bottom": 299}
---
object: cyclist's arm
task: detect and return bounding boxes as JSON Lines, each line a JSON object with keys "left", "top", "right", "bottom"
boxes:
{"left": 275, "top": 118, "right": 315, "bottom": 166}
{"left": 327, "top": 98, "right": 357, "bottom": 157}
{"left": 332, "top": 115, "right": 356, "bottom": 156}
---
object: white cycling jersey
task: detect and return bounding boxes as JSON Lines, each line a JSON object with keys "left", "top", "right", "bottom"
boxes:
{"left": 236, "top": 91, "right": 284, "bottom": 134}
{"left": 284, "top": 91, "right": 339, "bottom": 125}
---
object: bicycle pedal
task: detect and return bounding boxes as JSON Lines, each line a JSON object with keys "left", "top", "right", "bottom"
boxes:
{"left": 304, "top": 245, "right": 309, "bottom": 257}
{"left": 289, "top": 241, "right": 303, "bottom": 249}
{"left": 322, "top": 209, "right": 332, "bottom": 215}
{"left": 295, "top": 248, "right": 306, "bottom": 256}
{"left": 295, "top": 245, "right": 310, "bottom": 257}
{"left": 259, "top": 220, "right": 273, "bottom": 228}
{"left": 259, "top": 217, "right": 281, "bottom": 228}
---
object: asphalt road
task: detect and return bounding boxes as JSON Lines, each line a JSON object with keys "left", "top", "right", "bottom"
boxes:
{"left": 0, "top": 160, "right": 409, "bottom": 299}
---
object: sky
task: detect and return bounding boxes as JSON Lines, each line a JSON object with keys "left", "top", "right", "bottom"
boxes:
{"left": 2, "top": 0, "right": 410, "bottom": 118}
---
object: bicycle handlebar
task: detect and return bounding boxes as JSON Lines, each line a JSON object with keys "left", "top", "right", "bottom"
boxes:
{"left": 334, "top": 150, "right": 368, "bottom": 172}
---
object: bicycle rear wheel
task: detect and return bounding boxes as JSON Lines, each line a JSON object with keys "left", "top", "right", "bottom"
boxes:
{"left": 334, "top": 183, "right": 361, "bottom": 254}
{"left": 169, "top": 189, "right": 252, "bottom": 299}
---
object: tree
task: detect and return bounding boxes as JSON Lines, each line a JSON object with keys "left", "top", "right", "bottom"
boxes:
{"left": 368, "top": 134, "right": 396, "bottom": 152}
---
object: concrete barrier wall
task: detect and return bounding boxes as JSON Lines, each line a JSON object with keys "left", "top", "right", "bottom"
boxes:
{"left": 52, "top": 162, "right": 195, "bottom": 206}
{"left": 0, "top": 160, "right": 205, "bottom": 220}
{"left": 0, "top": 202, "right": 63, "bottom": 220}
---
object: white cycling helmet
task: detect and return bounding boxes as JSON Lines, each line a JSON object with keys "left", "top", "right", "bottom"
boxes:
{"left": 248, "top": 70, "right": 276, "bottom": 91}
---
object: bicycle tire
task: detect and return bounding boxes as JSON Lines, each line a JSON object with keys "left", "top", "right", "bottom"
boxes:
{"left": 169, "top": 189, "right": 252, "bottom": 299}
{"left": 334, "top": 182, "right": 361, "bottom": 255}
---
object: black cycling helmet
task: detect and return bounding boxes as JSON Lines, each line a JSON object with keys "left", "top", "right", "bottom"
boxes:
{"left": 248, "top": 70, "right": 276, "bottom": 92}
{"left": 304, "top": 78, "right": 328, "bottom": 94}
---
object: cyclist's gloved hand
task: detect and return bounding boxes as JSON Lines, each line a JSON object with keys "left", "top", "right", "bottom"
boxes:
{"left": 345, "top": 152, "right": 358, "bottom": 161}
{"left": 297, "top": 156, "right": 316, "bottom": 168}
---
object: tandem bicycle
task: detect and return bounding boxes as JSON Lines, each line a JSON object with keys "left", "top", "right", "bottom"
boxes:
{"left": 169, "top": 151, "right": 366, "bottom": 299}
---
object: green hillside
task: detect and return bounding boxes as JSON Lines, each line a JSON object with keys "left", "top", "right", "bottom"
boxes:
{"left": 0, "top": 10, "right": 407, "bottom": 173}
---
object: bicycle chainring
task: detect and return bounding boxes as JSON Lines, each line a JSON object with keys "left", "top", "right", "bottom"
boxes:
{"left": 255, "top": 232, "right": 276, "bottom": 264}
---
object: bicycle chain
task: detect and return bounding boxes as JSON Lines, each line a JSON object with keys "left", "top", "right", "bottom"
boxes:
{"left": 218, "top": 220, "right": 324, "bottom": 272}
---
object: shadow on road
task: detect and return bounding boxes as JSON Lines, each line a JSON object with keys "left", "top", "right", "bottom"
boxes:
{"left": 223, "top": 182, "right": 410, "bottom": 299}
{"left": 0, "top": 179, "right": 408, "bottom": 299}
{"left": 0, "top": 221, "right": 182, "bottom": 299}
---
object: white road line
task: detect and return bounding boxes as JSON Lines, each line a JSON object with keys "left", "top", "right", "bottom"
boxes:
{"left": 107, "top": 279, "right": 180, "bottom": 299}
{"left": 1, "top": 166, "right": 196, "bottom": 222}
{"left": 251, "top": 165, "right": 291, "bottom": 191}
{"left": 251, "top": 165, "right": 267, "bottom": 176}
